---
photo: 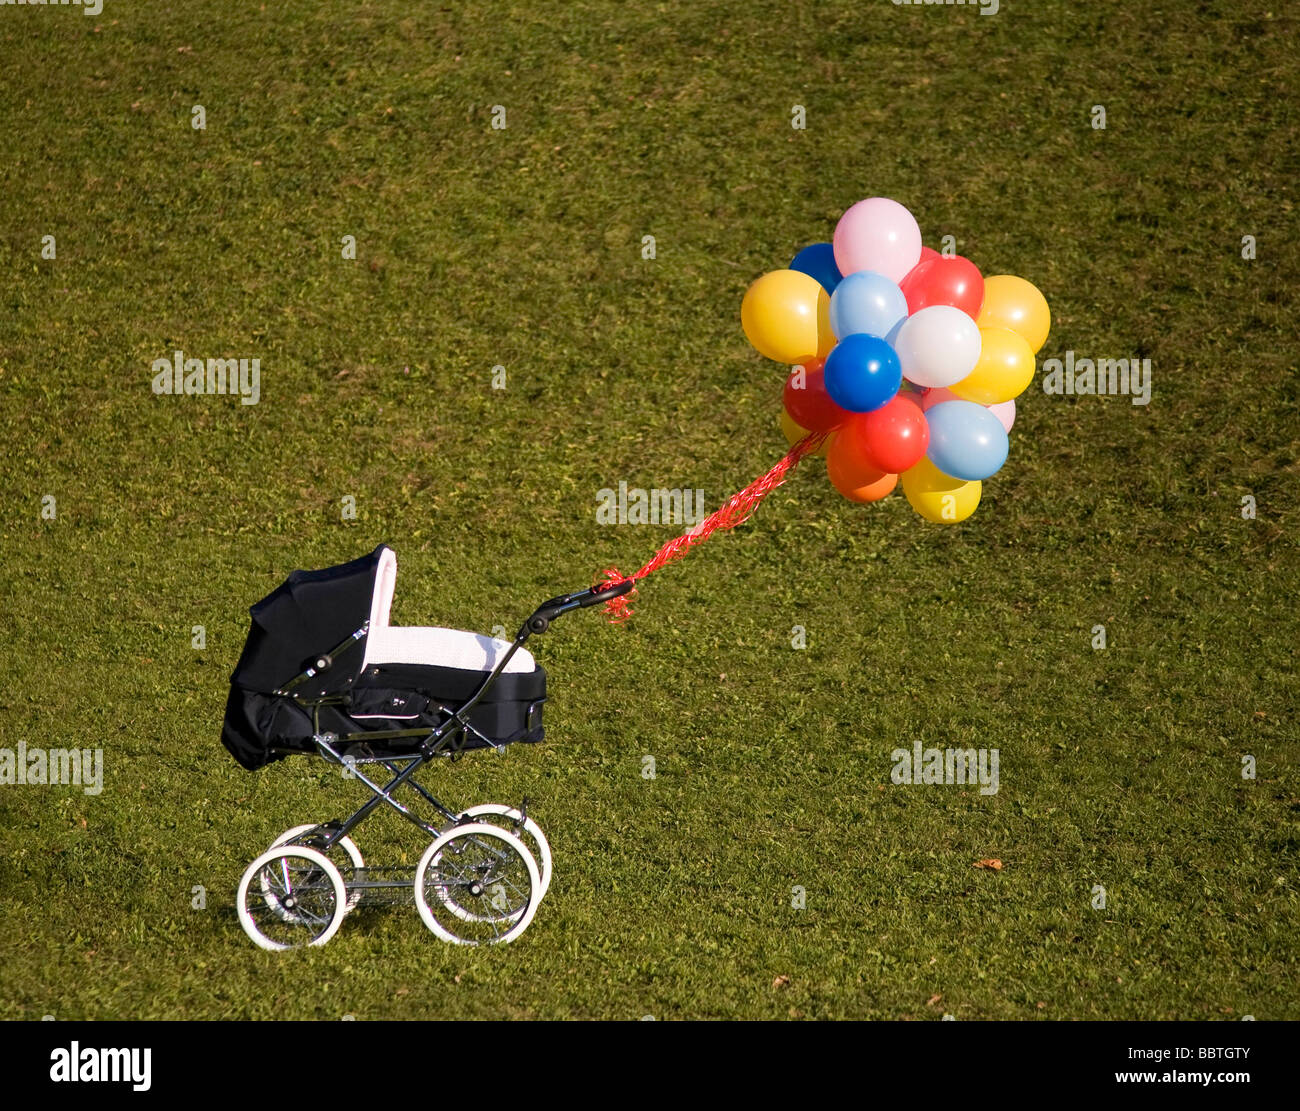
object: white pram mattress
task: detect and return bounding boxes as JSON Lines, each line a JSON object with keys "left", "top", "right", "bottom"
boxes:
{"left": 364, "top": 625, "right": 536, "bottom": 674}
{"left": 361, "top": 548, "right": 536, "bottom": 675}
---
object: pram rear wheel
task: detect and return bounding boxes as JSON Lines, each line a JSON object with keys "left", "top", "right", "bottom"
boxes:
{"left": 237, "top": 845, "right": 347, "bottom": 951}
{"left": 460, "top": 804, "right": 553, "bottom": 902}
{"left": 414, "top": 823, "right": 542, "bottom": 946}
{"left": 270, "top": 825, "right": 365, "bottom": 913}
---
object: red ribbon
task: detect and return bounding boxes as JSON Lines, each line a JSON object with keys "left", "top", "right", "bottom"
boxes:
{"left": 596, "top": 431, "right": 826, "bottom": 623}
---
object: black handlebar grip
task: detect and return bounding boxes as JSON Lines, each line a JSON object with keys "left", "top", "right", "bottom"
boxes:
{"left": 581, "top": 579, "right": 634, "bottom": 606}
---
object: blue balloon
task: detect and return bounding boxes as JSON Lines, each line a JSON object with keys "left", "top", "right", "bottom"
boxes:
{"left": 925, "top": 401, "right": 1009, "bottom": 481}
{"left": 823, "top": 334, "right": 901, "bottom": 413}
{"left": 829, "top": 270, "right": 908, "bottom": 342}
{"left": 790, "top": 242, "right": 842, "bottom": 294}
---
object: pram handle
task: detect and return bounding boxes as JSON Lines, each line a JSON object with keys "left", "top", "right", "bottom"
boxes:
{"left": 525, "top": 579, "right": 634, "bottom": 633}
{"left": 576, "top": 579, "right": 634, "bottom": 607}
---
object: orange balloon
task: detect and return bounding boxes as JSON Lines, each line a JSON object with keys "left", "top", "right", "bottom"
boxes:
{"left": 827, "top": 415, "right": 870, "bottom": 471}
{"left": 827, "top": 433, "right": 897, "bottom": 503}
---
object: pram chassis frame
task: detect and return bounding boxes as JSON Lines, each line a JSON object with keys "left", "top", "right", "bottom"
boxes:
{"left": 263, "top": 580, "right": 632, "bottom": 890}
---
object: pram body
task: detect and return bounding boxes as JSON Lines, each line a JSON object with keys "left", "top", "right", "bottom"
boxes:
{"left": 223, "top": 545, "right": 546, "bottom": 769}
{"left": 221, "top": 544, "right": 630, "bottom": 950}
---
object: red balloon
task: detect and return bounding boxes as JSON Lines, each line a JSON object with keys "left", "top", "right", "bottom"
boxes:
{"left": 900, "top": 246, "right": 941, "bottom": 287}
{"left": 899, "top": 254, "right": 985, "bottom": 319}
{"left": 783, "top": 359, "right": 849, "bottom": 433}
{"left": 839, "top": 394, "right": 929, "bottom": 474}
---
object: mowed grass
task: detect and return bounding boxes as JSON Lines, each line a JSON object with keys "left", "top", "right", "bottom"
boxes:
{"left": 0, "top": 0, "right": 1296, "bottom": 1019}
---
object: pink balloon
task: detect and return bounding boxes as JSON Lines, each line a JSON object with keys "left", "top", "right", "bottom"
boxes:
{"left": 833, "top": 198, "right": 922, "bottom": 284}
{"left": 988, "top": 399, "right": 1016, "bottom": 432}
{"left": 922, "top": 387, "right": 1015, "bottom": 432}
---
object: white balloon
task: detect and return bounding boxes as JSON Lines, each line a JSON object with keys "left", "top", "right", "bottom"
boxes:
{"left": 893, "top": 305, "right": 982, "bottom": 389}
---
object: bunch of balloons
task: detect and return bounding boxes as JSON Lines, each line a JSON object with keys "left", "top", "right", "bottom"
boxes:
{"left": 742, "top": 197, "right": 1050, "bottom": 523}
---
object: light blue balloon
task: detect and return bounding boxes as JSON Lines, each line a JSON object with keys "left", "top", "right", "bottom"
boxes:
{"left": 925, "top": 400, "right": 1009, "bottom": 481}
{"left": 829, "top": 270, "right": 909, "bottom": 342}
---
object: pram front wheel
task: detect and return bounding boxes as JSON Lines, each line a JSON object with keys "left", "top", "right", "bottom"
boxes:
{"left": 414, "top": 823, "right": 542, "bottom": 946}
{"left": 270, "top": 825, "right": 366, "bottom": 913}
{"left": 460, "top": 804, "right": 553, "bottom": 902}
{"left": 237, "top": 845, "right": 348, "bottom": 951}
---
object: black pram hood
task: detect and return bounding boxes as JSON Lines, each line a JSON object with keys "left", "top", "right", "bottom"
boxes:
{"left": 230, "top": 544, "right": 387, "bottom": 697}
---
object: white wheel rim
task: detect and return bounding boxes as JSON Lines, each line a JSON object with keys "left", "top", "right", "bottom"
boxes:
{"left": 237, "top": 845, "right": 347, "bottom": 951}
{"left": 413, "top": 823, "right": 541, "bottom": 946}
{"left": 461, "top": 804, "right": 552, "bottom": 902}
{"left": 270, "top": 825, "right": 365, "bottom": 913}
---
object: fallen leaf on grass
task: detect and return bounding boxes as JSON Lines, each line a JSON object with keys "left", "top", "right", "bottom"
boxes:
{"left": 926, "top": 994, "right": 942, "bottom": 1007}
{"left": 974, "top": 859, "right": 1002, "bottom": 871}
{"left": 772, "top": 975, "right": 790, "bottom": 989}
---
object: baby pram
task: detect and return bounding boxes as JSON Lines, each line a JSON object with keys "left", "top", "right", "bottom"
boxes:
{"left": 221, "top": 544, "right": 630, "bottom": 950}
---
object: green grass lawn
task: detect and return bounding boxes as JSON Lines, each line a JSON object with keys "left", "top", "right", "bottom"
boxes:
{"left": 0, "top": 0, "right": 1296, "bottom": 1019}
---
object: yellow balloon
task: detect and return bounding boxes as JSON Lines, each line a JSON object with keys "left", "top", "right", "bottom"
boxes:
{"left": 779, "top": 407, "right": 830, "bottom": 457}
{"left": 976, "top": 275, "right": 1051, "bottom": 354}
{"left": 742, "top": 270, "right": 834, "bottom": 364}
{"left": 901, "top": 457, "right": 981, "bottom": 523}
{"left": 950, "top": 327, "right": 1035, "bottom": 404}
